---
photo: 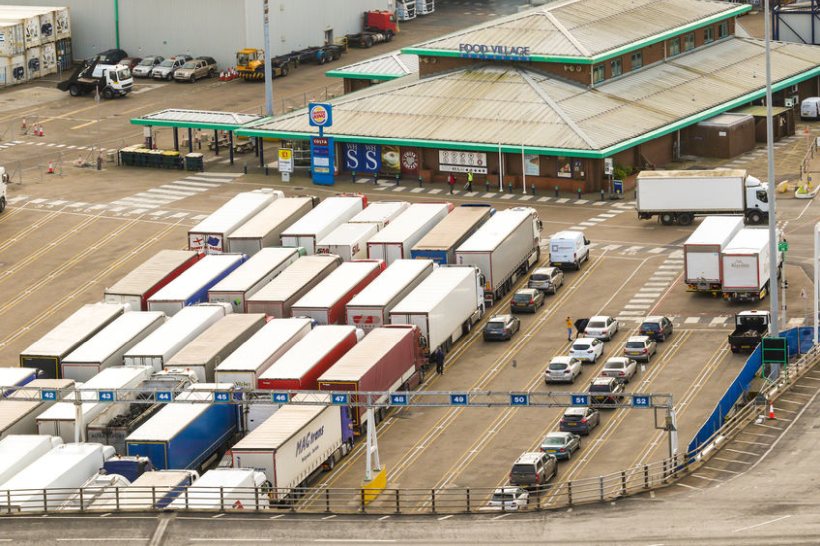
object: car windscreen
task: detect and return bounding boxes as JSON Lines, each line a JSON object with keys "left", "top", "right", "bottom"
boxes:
{"left": 589, "top": 384, "right": 612, "bottom": 393}
{"left": 512, "top": 293, "right": 531, "bottom": 303}
{"left": 641, "top": 322, "right": 660, "bottom": 331}
{"left": 626, "top": 341, "right": 646, "bottom": 349}
{"left": 587, "top": 321, "right": 605, "bottom": 328}
{"left": 138, "top": 58, "right": 153, "bottom": 66}
{"left": 562, "top": 413, "right": 583, "bottom": 421}
{"left": 530, "top": 274, "right": 548, "bottom": 281}
{"left": 182, "top": 62, "right": 196, "bottom": 69}
{"left": 572, "top": 344, "right": 590, "bottom": 351}
{"left": 548, "top": 362, "right": 567, "bottom": 371}
{"left": 542, "top": 437, "right": 564, "bottom": 446}
{"left": 486, "top": 321, "right": 505, "bottom": 329}
{"left": 510, "top": 464, "right": 534, "bottom": 475}
{"left": 491, "top": 493, "right": 514, "bottom": 502}
{"left": 605, "top": 362, "right": 624, "bottom": 369}
{"left": 159, "top": 60, "right": 174, "bottom": 67}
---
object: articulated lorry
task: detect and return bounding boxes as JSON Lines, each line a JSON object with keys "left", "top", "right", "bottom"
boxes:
{"left": 147, "top": 254, "right": 246, "bottom": 316}
{"left": 367, "top": 202, "right": 452, "bottom": 265}
{"left": 683, "top": 216, "right": 745, "bottom": 294}
{"left": 411, "top": 204, "right": 494, "bottom": 264}
{"left": 226, "top": 196, "right": 316, "bottom": 255}
{"left": 104, "top": 250, "right": 202, "bottom": 311}
{"left": 291, "top": 260, "right": 385, "bottom": 325}
{"left": 245, "top": 255, "right": 341, "bottom": 318}
{"left": 0, "top": 379, "right": 74, "bottom": 438}
{"left": 281, "top": 194, "right": 367, "bottom": 254}
{"left": 721, "top": 228, "right": 782, "bottom": 303}
{"left": 188, "top": 190, "right": 280, "bottom": 253}
{"left": 208, "top": 247, "right": 303, "bottom": 312}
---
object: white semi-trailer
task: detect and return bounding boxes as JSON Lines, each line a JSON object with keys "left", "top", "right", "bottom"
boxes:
{"left": 683, "top": 216, "right": 745, "bottom": 294}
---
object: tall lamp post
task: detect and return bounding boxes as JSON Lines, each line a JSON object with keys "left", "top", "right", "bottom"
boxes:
{"left": 764, "top": 0, "right": 780, "bottom": 334}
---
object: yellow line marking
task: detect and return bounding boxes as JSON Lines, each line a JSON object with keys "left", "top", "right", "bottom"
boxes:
{"left": 70, "top": 120, "right": 99, "bottom": 130}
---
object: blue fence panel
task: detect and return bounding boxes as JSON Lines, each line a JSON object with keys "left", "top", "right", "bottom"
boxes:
{"left": 782, "top": 328, "right": 799, "bottom": 358}
{"left": 797, "top": 326, "right": 818, "bottom": 354}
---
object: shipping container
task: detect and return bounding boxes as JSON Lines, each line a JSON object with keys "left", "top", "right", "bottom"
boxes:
{"left": 208, "top": 247, "right": 303, "bottom": 312}
{"left": 721, "top": 228, "right": 782, "bottom": 302}
{"left": 168, "top": 468, "right": 267, "bottom": 510}
{"left": 348, "top": 200, "right": 408, "bottom": 229}
{"left": 147, "top": 254, "right": 246, "bottom": 316}
{"left": 0, "top": 52, "right": 27, "bottom": 86}
{"left": 2, "top": 8, "right": 41, "bottom": 46}
{"left": 54, "top": 7, "right": 70, "bottom": 39}
{"left": 226, "top": 196, "right": 316, "bottom": 255}
{"left": 41, "top": 40, "right": 56, "bottom": 75}
{"left": 346, "top": 259, "right": 434, "bottom": 331}
{"left": 25, "top": 45, "right": 41, "bottom": 78}
{"left": 0, "top": 434, "right": 63, "bottom": 485}
{"left": 411, "top": 204, "right": 494, "bottom": 264}
{"left": 60, "top": 311, "right": 166, "bottom": 382}
{"left": 0, "top": 19, "right": 25, "bottom": 56}
{"left": 281, "top": 195, "right": 367, "bottom": 254}
{"left": 367, "top": 202, "right": 452, "bottom": 265}
{"left": 291, "top": 260, "right": 385, "bottom": 325}
{"left": 20, "top": 302, "right": 126, "bottom": 379}
{"left": 0, "top": 367, "right": 39, "bottom": 396}
{"left": 258, "top": 325, "right": 361, "bottom": 390}
{"left": 245, "top": 255, "right": 342, "bottom": 318}
{"left": 683, "top": 216, "right": 745, "bottom": 292}
{"left": 104, "top": 249, "right": 202, "bottom": 311}
{"left": 215, "top": 318, "right": 313, "bottom": 390}
{"left": 0, "top": 379, "right": 74, "bottom": 438}
{"left": 164, "top": 313, "right": 266, "bottom": 382}
{"left": 188, "top": 190, "right": 280, "bottom": 253}
{"left": 88, "top": 470, "right": 199, "bottom": 510}
{"left": 316, "top": 222, "right": 377, "bottom": 261}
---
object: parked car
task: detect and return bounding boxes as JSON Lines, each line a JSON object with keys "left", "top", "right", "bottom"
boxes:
{"left": 640, "top": 316, "right": 674, "bottom": 342}
{"left": 559, "top": 406, "right": 599, "bottom": 435}
{"left": 588, "top": 377, "right": 625, "bottom": 407}
{"left": 483, "top": 314, "right": 520, "bottom": 341}
{"left": 600, "top": 357, "right": 638, "bottom": 384}
{"left": 584, "top": 315, "right": 619, "bottom": 341}
{"left": 132, "top": 56, "right": 164, "bottom": 78}
{"left": 152, "top": 55, "right": 193, "bottom": 80}
{"left": 509, "top": 452, "right": 557, "bottom": 488}
{"left": 528, "top": 267, "right": 564, "bottom": 294}
{"left": 510, "top": 288, "right": 544, "bottom": 313}
{"left": 569, "top": 337, "right": 604, "bottom": 363}
{"left": 120, "top": 57, "right": 142, "bottom": 70}
{"left": 544, "top": 356, "right": 582, "bottom": 384}
{"left": 94, "top": 48, "right": 128, "bottom": 65}
{"left": 175, "top": 60, "right": 208, "bottom": 82}
{"left": 197, "top": 56, "right": 218, "bottom": 74}
{"left": 539, "top": 432, "right": 580, "bottom": 460}
{"left": 485, "top": 487, "right": 529, "bottom": 511}
{"left": 624, "top": 335, "right": 657, "bottom": 362}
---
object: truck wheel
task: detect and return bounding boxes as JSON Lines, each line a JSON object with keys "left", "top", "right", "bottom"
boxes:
{"left": 102, "top": 88, "right": 113, "bottom": 99}
{"left": 281, "top": 66, "right": 289, "bottom": 77}
{"left": 747, "top": 210, "right": 763, "bottom": 225}
{"left": 660, "top": 213, "right": 674, "bottom": 225}
{"left": 676, "top": 213, "right": 693, "bottom": 226}
{"left": 69, "top": 84, "right": 80, "bottom": 96}
{"left": 385, "top": 30, "right": 394, "bottom": 42}
{"left": 365, "top": 37, "right": 374, "bottom": 48}
{"left": 0, "top": 196, "right": 5, "bottom": 213}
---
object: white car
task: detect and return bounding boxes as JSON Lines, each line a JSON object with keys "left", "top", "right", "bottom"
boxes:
{"left": 600, "top": 357, "right": 638, "bottom": 383}
{"left": 584, "top": 315, "right": 619, "bottom": 341}
{"left": 569, "top": 337, "right": 604, "bottom": 363}
{"left": 485, "top": 487, "right": 529, "bottom": 511}
{"left": 545, "top": 356, "right": 582, "bottom": 384}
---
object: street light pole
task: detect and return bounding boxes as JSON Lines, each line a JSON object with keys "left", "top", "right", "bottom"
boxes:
{"left": 263, "top": 0, "right": 273, "bottom": 117}
{"left": 765, "top": 0, "right": 780, "bottom": 334}
{"left": 814, "top": 222, "right": 819, "bottom": 346}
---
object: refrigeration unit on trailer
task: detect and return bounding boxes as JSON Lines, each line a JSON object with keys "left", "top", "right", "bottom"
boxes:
{"left": 316, "top": 222, "right": 377, "bottom": 261}
{"left": 0, "top": 434, "right": 63, "bottom": 485}
{"left": 88, "top": 470, "right": 199, "bottom": 510}
{"left": 215, "top": 318, "right": 313, "bottom": 390}
{"left": 0, "top": 379, "right": 74, "bottom": 438}
{"left": 168, "top": 468, "right": 268, "bottom": 510}
{"left": 455, "top": 207, "right": 542, "bottom": 306}
{"left": 147, "top": 254, "right": 246, "bottom": 316}
{"left": 348, "top": 201, "right": 408, "bottom": 230}
{"left": 367, "top": 202, "right": 452, "bottom": 265}
{"left": 164, "top": 313, "right": 266, "bottom": 382}
{"left": 104, "top": 250, "right": 202, "bottom": 310}
{"left": 60, "top": 312, "right": 165, "bottom": 382}
{"left": 226, "top": 196, "right": 316, "bottom": 255}
{"left": 208, "top": 247, "right": 304, "bottom": 312}
{"left": 20, "top": 302, "right": 125, "bottom": 379}
{"left": 188, "top": 190, "right": 280, "bottom": 253}
{"left": 245, "top": 255, "right": 342, "bottom": 318}
{"left": 280, "top": 194, "right": 367, "bottom": 254}
{"left": 257, "top": 325, "right": 362, "bottom": 390}
{"left": 683, "top": 216, "right": 745, "bottom": 293}
{"left": 0, "top": 367, "right": 40, "bottom": 396}
{"left": 411, "top": 204, "right": 494, "bottom": 264}
{"left": 346, "top": 259, "right": 434, "bottom": 331}
{"left": 291, "top": 260, "right": 385, "bottom": 325}
{"left": 721, "top": 228, "right": 782, "bottom": 303}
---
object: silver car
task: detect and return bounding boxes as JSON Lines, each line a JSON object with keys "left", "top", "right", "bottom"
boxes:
{"left": 132, "top": 55, "right": 163, "bottom": 78}
{"left": 545, "top": 356, "right": 582, "bottom": 384}
{"left": 528, "top": 266, "right": 564, "bottom": 294}
{"left": 623, "top": 335, "right": 657, "bottom": 362}
{"left": 485, "top": 487, "right": 529, "bottom": 511}
{"left": 152, "top": 55, "right": 192, "bottom": 80}
{"left": 600, "top": 357, "right": 638, "bottom": 383}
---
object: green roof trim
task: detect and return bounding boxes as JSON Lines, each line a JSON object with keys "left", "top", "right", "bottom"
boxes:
{"left": 324, "top": 70, "right": 402, "bottom": 81}
{"left": 130, "top": 118, "right": 248, "bottom": 132}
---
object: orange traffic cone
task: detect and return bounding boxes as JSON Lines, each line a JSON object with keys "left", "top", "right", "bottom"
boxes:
{"left": 38, "top": 126, "right": 44, "bottom": 137}
{"left": 768, "top": 403, "right": 776, "bottom": 420}
{"left": 47, "top": 161, "right": 54, "bottom": 174}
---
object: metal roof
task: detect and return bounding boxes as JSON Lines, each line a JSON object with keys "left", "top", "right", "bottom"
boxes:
{"left": 326, "top": 50, "right": 419, "bottom": 80}
{"left": 239, "top": 38, "right": 820, "bottom": 159}
{"left": 131, "top": 109, "right": 262, "bottom": 131}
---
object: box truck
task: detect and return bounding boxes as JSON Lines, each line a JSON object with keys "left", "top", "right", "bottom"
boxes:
{"left": 281, "top": 194, "right": 367, "bottom": 254}
{"left": 168, "top": 468, "right": 268, "bottom": 510}
{"left": 349, "top": 200, "right": 409, "bottom": 229}
{"left": 0, "top": 434, "right": 63, "bottom": 485}
{"left": 411, "top": 204, "right": 494, "bottom": 264}
{"left": 226, "top": 196, "right": 316, "bottom": 255}
{"left": 291, "top": 260, "right": 385, "bottom": 325}
{"left": 215, "top": 318, "right": 313, "bottom": 389}
{"left": 721, "top": 228, "right": 782, "bottom": 303}
{"left": 635, "top": 169, "right": 769, "bottom": 226}
{"left": 346, "top": 259, "right": 434, "bottom": 332}
{"left": 683, "top": 216, "right": 745, "bottom": 293}
{"left": 258, "top": 325, "right": 362, "bottom": 390}
{"left": 60, "top": 311, "right": 166, "bottom": 382}
{"left": 367, "top": 202, "right": 452, "bottom": 264}
{"left": 0, "top": 379, "right": 74, "bottom": 438}
{"left": 104, "top": 250, "right": 202, "bottom": 310}
{"left": 455, "top": 207, "right": 542, "bottom": 306}
{"left": 316, "top": 222, "right": 378, "bottom": 261}
{"left": 229, "top": 394, "right": 354, "bottom": 501}
{"left": 390, "top": 266, "right": 485, "bottom": 356}
{"left": 20, "top": 302, "right": 126, "bottom": 379}
{"left": 147, "top": 254, "right": 246, "bottom": 316}
{"left": 188, "top": 189, "right": 280, "bottom": 253}
{"left": 123, "top": 305, "right": 228, "bottom": 372}
{"left": 245, "top": 255, "right": 342, "bottom": 318}
{"left": 88, "top": 469, "right": 199, "bottom": 510}
{"left": 164, "top": 313, "right": 266, "bottom": 382}
{"left": 208, "top": 247, "right": 303, "bottom": 312}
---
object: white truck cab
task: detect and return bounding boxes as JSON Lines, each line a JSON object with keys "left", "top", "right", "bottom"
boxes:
{"left": 92, "top": 64, "right": 133, "bottom": 96}
{"left": 801, "top": 97, "right": 820, "bottom": 120}
{"left": 549, "top": 231, "right": 590, "bottom": 270}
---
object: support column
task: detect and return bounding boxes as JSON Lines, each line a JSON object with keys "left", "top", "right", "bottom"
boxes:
{"left": 259, "top": 138, "right": 265, "bottom": 168}
{"left": 229, "top": 131, "right": 235, "bottom": 165}
{"left": 214, "top": 130, "right": 219, "bottom": 156}
{"left": 187, "top": 128, "right": 193, "bottom": 154}
{"left": 173, "top": 127, "right": 179, "bottom": 151}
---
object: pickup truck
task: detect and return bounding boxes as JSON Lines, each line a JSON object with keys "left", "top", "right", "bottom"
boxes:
{"left": 728, "top": 310, "right": 770, "bottom": 353}
{"left": 174, "top": 56, "right": 217, "bottom": 82}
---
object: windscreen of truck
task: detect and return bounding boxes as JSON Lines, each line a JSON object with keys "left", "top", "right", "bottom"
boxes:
{"left": 117, "top": 68, "right": 131, "bottom": 80}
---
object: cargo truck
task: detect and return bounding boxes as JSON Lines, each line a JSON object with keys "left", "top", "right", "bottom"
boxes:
{"left": 104, "top": 250, "right": 203, "bottom": 310}
{"left": 348, "top": 201, "right": 409, "bottom": 230}
{"left": 123, "top": 305, "right": 228, "bottom": 371}
{"left": 0, "top": 367, "right": 40, "bottom": 396}
{"left": 281, "top": 194, "right": 367, "bottom": 254}
{"left": 226, "top": 197, "right": 316, "bottom": 255}
{"left": 728, "top": 310, "right": 771, "bottom": 353}
{"left": 59, "top": 471, "right": 132, "bottom": 511}
{"left": 57, "top": 59, "right": 133, "bottom": 98}
{"left": 258, "top": 325, "right": 362, "bottom": 390}
{"left": 245, "top": 255, "right": 342, "bottom": 318}
{"left": 88, "top": 469, "right": 199, "bottom": 510}
{"left": 318, "top": 325, "right": 425, "bottom": 430}
{"left": 229, "top": 393, "right": 354, "bottom": 501}
{"left": 126, "top": 384, "right": 239, "bottom": 471}
{"left": 0, "top": 435, "right": 63, "bottom": 485}
{"left": 164, "top": 313, "right": 266, "bottom": 382}
{"left": 101, "top": 455, "right": 154, "bottom": 483}
{"left": 291, "top": 260, "right": 385, "bottom": 325}
{"left": 188, "top": 190, "right": 281, "bottom": 253}
{"left": 721, "top": 228, "right": 782, "bottom": 303}
{"left": 20, "top": 302, "right": 125, "bottom": 379}
{"left": 60, "top": 311, "right": 166, "bottom": 382}
{"left": 635, "top": 169, "right": 769, "bottom": 226}
{"left": 367, "top": 202, "right": 452, "bottom": 265}
{"left": 0, "top": 379, "right": 74, "bottom": 438}
{"left": 346, "top": 259, "right": 434, "bottom": 331}
{"left": 168, "top": 468, "right": 268, "bottom": 510}
{"left": 316, "top": 222, "right": 378, "bottom": 261}
{"left": 389, "top": 265, "right": 485, "bottom": 356}
{"left": 416, "top": 0, "right": 435, "bottom": 15}
{"left": 208, "top": 247, "right": 303, "bottom": 312}
{"left": 683, "top": 216, "right": 745, "bottom": 293}
{"left": 411, "top": 204, "right": 494, "bottom": 264}
{"left": 147, "top": 254, "right": 246, "bottom": 316}
{"left": 455, "top": 207, "right": 542, "bottom": 306}
{"left": 215, "top": 318, "right": 313, "bottom": 390}
{"left": 346, "top": 10, "right": 399, "bottom": 48}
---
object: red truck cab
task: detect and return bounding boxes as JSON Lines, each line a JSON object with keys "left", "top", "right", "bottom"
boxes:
{"left": 365, "top": 10, "right": 399, "bottom": 34}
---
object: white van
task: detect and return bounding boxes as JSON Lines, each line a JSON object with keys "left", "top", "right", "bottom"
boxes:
{"left": 800, "top": 97, "right": 820, "bottom": 120}
{"left": 549, "top": 231, "right": 590, "bottom": 270}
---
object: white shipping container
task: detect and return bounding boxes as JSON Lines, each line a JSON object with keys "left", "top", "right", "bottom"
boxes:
{"left": 281, "top": 196, "right": 365, "bottom": 254}
{"left": 54, "top": 7, "right": 70, "bottom": 39}
{"left": 0, "top": 434, "right": 63, "bottom": 484}
{"left": 25, "top": 45, "right": 41, "bottom": 79}
{"left": 684, "top": 216, "right": 745, "bottom": 287}
{"left": 291, "top": 261, "right": 383, "bottom": 325}
{"left": 0, "top": 19, "right": 25, "bottom": 56}
{"left": 188, "top": 190, "right": 279, "bottom": 253}
{"left": 349, "top": 201, "right": 409, "bottom": 229}
{"left": 0, "top": 53, "right": 26, "bottom": 86}
{"left": 245, "top": 255, "right": 342, "bottom": 318}
{"left": 105, "top": 250, "right": 200, "bottom": 310}
{"left": 316, "top": 222, "right": 377, "bottom": 261}
{"left": 0, "top": 379, "right": 75, "bottom": 438}
{"left": 367, "top": 203, "right": 451, "bottom": 264}
{"left": 226, "top": 197, "right": 315, "bottom": 255}
{"left": 721, "top": 228, "right": 772, "bottom": 292}
{"left": 169, "top": 468, "right": 267, "bottom": 510}
{"left": 41, "top": 41, "right": 56, "bottom": 74}
{"left": 208, "top": 247, "right": 302, "bottom": 312}
{"left": 147, "top": 254, "right": 245, "bottom": 316}
{"left": 636, "top": 170, "right": 748, "bottom": 213}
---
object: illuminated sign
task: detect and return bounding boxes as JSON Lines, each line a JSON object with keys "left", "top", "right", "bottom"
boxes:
{"left": 458, "top": 43, "right": 531, "bottom": 61}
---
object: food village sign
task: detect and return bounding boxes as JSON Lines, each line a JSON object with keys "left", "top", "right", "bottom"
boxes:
{"left": 459, "top": 43, "right": 531, "bottom": 61}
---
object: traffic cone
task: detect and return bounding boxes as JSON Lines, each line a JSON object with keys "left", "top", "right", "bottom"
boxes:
{"left": 232, "top": 499, "right": 244, "bottom": 510}
{"left": 20, "top": 118, "right": 26, "bottom": 131}
{"left": 47, "top": 161, "right": 54, "bottom": 174}
{"left": 219, "top": 71, "right": 225, "bottom": 81}
{"left": 768, "top": 403, "right": 776, "bottom": 420}
{"left": 38, "top": 126, "right": 44, "bottom": 137}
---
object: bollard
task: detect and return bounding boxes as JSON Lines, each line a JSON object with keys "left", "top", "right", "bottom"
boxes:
{"left": 418, "top": 175, "right": 423, "bottom": 188}
{"left": 577, "top": 188, "right": 582, "bottom": 200}
{"left": 507, "top": 182, "right": 513, "bottom": 194}
{"left": 600, "top": 189, "right": 605, "bottom": 201}
{"left": 395, "top": 173, "right": 400, "bottom": 186}
{"left": 373, "top": 174, "right": 378, "bottom": 185}
{"left": 352, "top": 170, "right": 357, "bottom": 183}
{"left": 265, "top": 164, "right": 269, "bottom": 176}
{"left": 485, "top": 180, "right": 489, "bottom": 192}
{"left": 243, "top": 162, "right": 248, "bottom": 175}
{"left": 554, "top": 185, "right": 559, "bottom": 198}
{"left": 531, "top": 185, "right": 536, "bottom": 196}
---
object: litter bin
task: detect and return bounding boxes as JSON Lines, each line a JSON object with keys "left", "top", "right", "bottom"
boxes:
{"left": 185, "top": 153, "right": 204, "bottom": 172}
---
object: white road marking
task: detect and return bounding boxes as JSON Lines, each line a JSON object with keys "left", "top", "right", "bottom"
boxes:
{"left": 428, "top": 188, "right": 442, "bottom": 194}
{"left": 501, "top": 194, "right": 515, "bottom": 200}
{"left": 601, "top": 244, "right": 622, "bottom": 251}
{"left": 732, "top": 515, "right": 792, "bottom": 533}
{"left": 410, "top": 187, "right": 424, "bottom": 193}
{"left": 392, "top": 186, "right": 407, "bottom": 192}
{"left": 482, "top": 193, "right": 497, "bottom": 198}
{"left": 574, "top": 199, "right": 588, "bottom": 204}
{"left": 555, "top": 198, "right": 569, "bottom": 204}
{"left": 537, "top": 196, "right": 551, "bottom": 202}
{"left": 685, "top": 317, "right": 701, "bottom": 324}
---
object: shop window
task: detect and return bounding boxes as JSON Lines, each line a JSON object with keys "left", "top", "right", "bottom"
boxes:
{"left": 683, "top": 32, "right": 695, "bottom": 51}
{"left": 718, "top": 21, "right": 729, "bottom": 39}
{"left": 611, "top": 58, "right": 622, "bottom": 77}
{"left": 668, "top": 38, "right": 680, "bottom": 57}
{"left": 593, "top": 64, "right": 605, "bottom": 84}
{"left": 557, "top": 157, "right": 572, "bottom": 178}
{"left": 630, "top": 51, "right": 643, "bottom": 70}
{"left": 704, "top": 26, "right": 714, "bottom": 44}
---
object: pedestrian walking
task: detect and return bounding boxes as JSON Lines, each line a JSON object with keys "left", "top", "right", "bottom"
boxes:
{"left": 565, "top": 316, "right": 573, "bottom": 341}
{"left": 467, "top": 170, "right": 474, "bottom": 192}
{"left": 435, "top": 347, "right": 445, "bottom": 375}
{"left": 447, "top": 173, "right": 456, "bottom": 194}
